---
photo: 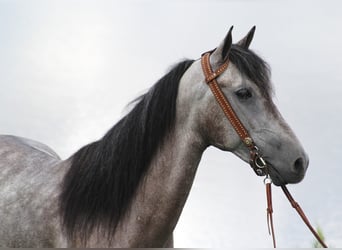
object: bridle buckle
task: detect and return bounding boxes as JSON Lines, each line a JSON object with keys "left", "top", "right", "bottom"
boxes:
{"left": 250, "top": 146, "right": 268, "bottom": 176}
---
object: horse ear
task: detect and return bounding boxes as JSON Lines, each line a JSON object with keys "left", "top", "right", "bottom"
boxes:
{"left": 211, "top": 26, "right": 233, "bottom": 63}
{"left": 237, "top": 26, "right": 256, "bottom": 49}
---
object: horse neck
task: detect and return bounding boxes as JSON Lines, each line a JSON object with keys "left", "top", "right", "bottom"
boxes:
{"left": 112, "top": 121, "right": 206, "bottom": 247}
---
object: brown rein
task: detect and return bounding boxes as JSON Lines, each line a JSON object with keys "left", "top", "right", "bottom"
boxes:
{"left": 281, "top": 185, "right": 328, "bottom": 248}
{"left": 201, "top": 52, "right": 328, "bottom": 248}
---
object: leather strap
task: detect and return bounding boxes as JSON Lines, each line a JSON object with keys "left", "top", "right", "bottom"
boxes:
{"left": 201, "top": 52, "right": 267, "bottom": 176}
{"left": 266, "top": 182, "right": 276, "bottom": 248}
{"left": 201, "top": 53, "right": 255, "bottom": 149}
{"left": 281, "top": 185, "right": 328, "bottom": 248}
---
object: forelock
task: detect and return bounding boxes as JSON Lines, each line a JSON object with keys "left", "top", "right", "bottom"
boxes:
{"left": 229, "top": 44, "right": 273, "bottom": 101}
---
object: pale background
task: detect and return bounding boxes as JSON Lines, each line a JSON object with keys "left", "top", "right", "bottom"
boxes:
{"left": 0, "top": 0, "right": 341, "bottom": 247}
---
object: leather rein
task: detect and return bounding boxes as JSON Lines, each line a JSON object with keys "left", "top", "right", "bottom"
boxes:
{"left": 201, "top": 52, "right": 328, "bottom": 248}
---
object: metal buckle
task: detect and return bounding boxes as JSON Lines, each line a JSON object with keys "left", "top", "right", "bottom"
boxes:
{"left": 254, "top": 154, "right": 267, "bottom": 169}
{"left": 250, "top": 146, "right": 268, "bottom": 176}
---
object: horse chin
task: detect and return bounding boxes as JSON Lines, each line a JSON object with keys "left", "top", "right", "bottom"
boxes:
{"left": 268, "top": 165, "right": 305, "bottom": 186}
{"left": 270, "top": 175, "right": 287, "bottom": 186}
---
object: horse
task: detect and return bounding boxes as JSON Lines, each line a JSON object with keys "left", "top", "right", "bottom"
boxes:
{"left": 0, "top": 27, "right": 308, "bottom": 247}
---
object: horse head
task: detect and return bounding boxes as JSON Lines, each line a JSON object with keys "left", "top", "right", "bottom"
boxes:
{"left": 178, "top": 27, "right": 308, "bottom": 186}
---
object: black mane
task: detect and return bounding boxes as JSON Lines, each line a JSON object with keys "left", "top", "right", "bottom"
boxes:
{"left": 59, "top": 59, "right": 194, "bottom": 242}
{"left": 59, "top": 44, "right": 273, "bottom": 244}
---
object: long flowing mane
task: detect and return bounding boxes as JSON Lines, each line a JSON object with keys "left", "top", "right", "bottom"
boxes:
{"left": 59, "top": 59, "right": 195, "bottom": 242}
{"left": 59, "top": 44, "right": 272, "bottom": 244}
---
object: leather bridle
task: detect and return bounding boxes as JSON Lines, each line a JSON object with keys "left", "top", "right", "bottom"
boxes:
{"left": 201, "top": 51, "right": 328, "bottom": 248}
{"left": 201, "top": 52, "right": 268, "bottom": 177}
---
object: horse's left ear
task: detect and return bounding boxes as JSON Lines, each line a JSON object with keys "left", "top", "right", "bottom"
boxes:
{"left": 237, "top": 26, "right": 256, "bottom": 49}
{"left": 211, "top": 26, "right": 233, "bottom": 64}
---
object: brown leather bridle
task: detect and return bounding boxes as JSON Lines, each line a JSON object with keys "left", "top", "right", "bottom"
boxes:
{"left": 201, "top": 52, "right": 328, "bottom": 248}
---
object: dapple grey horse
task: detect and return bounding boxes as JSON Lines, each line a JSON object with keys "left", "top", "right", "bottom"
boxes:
{"left": 0, "top": 27, "right": 308, "bottom": 247}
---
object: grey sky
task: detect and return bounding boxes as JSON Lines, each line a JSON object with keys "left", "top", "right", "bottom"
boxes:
{"left": 1, "top": 0, "right": 341, "bottom": 247}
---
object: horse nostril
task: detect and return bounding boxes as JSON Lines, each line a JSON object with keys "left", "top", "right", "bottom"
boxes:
{"left": 293, "top": 157, "right": 305, "bottom": 173}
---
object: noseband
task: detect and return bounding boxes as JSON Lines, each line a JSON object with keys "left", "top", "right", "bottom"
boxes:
{"left": 201, "top": 52, "right": 327, "bottom": 248}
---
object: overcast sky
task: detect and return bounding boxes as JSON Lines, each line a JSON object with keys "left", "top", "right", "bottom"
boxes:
{"left": 1, "top": 0, "right": 341, "bottom": 247}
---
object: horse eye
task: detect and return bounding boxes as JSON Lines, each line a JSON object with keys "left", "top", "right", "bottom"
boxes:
{"left": 235, "top": 88, "right": 252, "bottom": 100}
